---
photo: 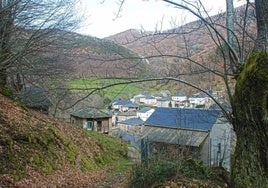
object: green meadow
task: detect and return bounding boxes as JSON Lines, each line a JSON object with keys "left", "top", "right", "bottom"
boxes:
{"left": 67, "top": 78, "right": 149, "bottom": 100}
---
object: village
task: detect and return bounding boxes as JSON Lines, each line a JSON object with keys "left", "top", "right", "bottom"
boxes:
{"left": 70, "top": 89, "right": 235, "bottom": 171}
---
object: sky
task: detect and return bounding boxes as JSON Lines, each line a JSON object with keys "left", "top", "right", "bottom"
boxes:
{"left": 76, "top": 0, "right": 245, "bottom": 38}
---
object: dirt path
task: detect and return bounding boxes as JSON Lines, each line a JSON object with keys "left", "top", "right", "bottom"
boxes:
{"left": 93, "top": 167, "right": 132, "bottom": 188}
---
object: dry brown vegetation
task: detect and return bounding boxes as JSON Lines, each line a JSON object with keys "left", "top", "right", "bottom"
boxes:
{"left": 0, "top": 93, "right": 130, "bottom": 187}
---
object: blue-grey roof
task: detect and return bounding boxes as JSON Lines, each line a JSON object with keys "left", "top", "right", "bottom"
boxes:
{"left": 138, "top": 107, "right": 152, "bottom": 113}
{"left": 113, "top": 100, "right": 139, "bottom": 108}
{"left": 71, "top": 108, "right": 112, "bottom": 119}
{"left": 189, "top": 93, "right": 207, "bottom": 98}
{"left": 158, "top": 97, "right": 170, "bottom": 101}
{"left": 144, "top": 95, "right": 154, "bottom": 99}
{"left": 209, "top": 103, "right": 232, "bottom": 112}
{"left": 120, "top": 117, "right": 144, "bottom": 126}
{"left": 173, "top": 93, "right": 186, "bottom": 97}
{"left": 119, "top": 132, "right": 135, "bottom": 143}
{"left": 144, "top": 107, "right": 221, "bottom": 131}
{"left": 142, "top": 126, "right": 208, "bottom": 147}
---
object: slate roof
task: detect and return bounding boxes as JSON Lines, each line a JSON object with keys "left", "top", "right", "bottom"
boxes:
{"left": 173, "top": 93, "right": 186, "bottom": 97}
{"left": 142, "top": 126, "right": 208, "bottom": 147}
{"left": 189, "top": 93, "right": 208, "bottom": 98}
{"left": 138, "top": 107, "right": 152, "bottom": 113}
{"left": 120, "top": 117, "right": 144, "bottom": 126}
{"left": 157, "top": 96, "right": 170, "bottom": 101}
{"left": 113, "top": 100, "right": 139, "bottom": 108}
{"left": 144, "top": 107, "right": 221, "bottom": 131}
{"left": 71, "top": 108, "right": 112, "bottom": 119}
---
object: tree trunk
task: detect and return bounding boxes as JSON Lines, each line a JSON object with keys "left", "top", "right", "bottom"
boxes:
{"left": 0, "top": 0, "right": 13, "bottom": 91}
{"left": 254, "top": 0, "right": 268, "bottom": 51}
{"left": 226, "top": 0, "right": 236, "bottom": 73}
{"left": 231, "top": 0, "right": 268, "bottom": 186}
{"left": 231, "top": 52, "right": 268, "bottom": 187}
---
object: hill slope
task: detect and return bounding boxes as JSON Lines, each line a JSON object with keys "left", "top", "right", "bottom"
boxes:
{"left": 68, "top": 34, "right": 149, "bottom": 78}
{"left": 107, "top": 5, "right": 256, "bottom": 92}
{"left": 0, "top": 94, "right": 129, "bottom": 187}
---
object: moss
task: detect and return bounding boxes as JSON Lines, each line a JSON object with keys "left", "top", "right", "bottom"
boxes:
{"left": 81, "top": 153, "right": 95, "bottom": 171}
{"left": 33, "top": 154, "right": 41, "bottom": 165}
{"left": 232, "top": 51, "right": 268, "bottom": 187}
{"left": 233, "top": 51, "right": 268, "bottom": 125}
{"left": 0, "top": 86, "right": 13, "bottom": 98}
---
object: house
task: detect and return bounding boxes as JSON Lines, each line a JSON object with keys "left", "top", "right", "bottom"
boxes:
{"left": 132, "top": 93, "right": 157, "bottom": 106}
{"left": 115, "top": 117, "right": 144, "bottom": 148}
{"left": 132, "top": 93, "right": 147, "bottom": 103}
{"left": 70, "top": 108, "right": 112, "bottom": 135}
{"left": 112, "top": 99, "right": 139, "bottom": 112}
{"left": 112, "top": 111, "right": 137, "bottom": 129}
{"left": 19, "top": 86, "right": 52, "bottom": 114}
{"left": 188, "top": 93, "right": 209, "bottom": 107}
{"left": 141, "top": 107, "right": 234, "bottom": 170}
{"left": 137, "top": 107, "right": 155, "bottom": 121}
{"left": 117, "top": 117, "right": 144, "bottom": 133}
{"left": 171, "top": 93, "right": 187, "bottom": 102}
{"left": 156, "top": 96, "right": 171, "bottom": 107}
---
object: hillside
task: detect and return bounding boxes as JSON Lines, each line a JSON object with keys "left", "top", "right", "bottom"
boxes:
{"left": 44, "top": 31, "right": 149, "bottom": 79}
{"left": 106, "top": 5, "right": 256, "bottom": 92}
{"left": 0, "top": 94, "right": 130, "bottom": 187}
{"left": 68, "top": 34, "right": 149, "bottom": 78}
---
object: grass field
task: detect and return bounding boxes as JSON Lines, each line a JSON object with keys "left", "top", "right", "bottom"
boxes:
{"left": 67, "top": 78, "right": 153, "bottom": 100}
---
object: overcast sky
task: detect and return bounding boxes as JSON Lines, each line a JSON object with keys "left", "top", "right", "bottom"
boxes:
{"left": 76, "top": 0, "right": 245, "bottom": 38}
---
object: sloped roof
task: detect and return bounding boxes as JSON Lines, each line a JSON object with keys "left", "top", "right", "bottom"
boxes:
{"left": 113, "top": 100, "right": 139, "bottom": 108}
{"left": 144, "top": 107, "right": 220, "bottom": 131}
{"left": 71, "top": 108, "right": 112, "bottom": 119}
{"left": 189, "top": 93, "right": 208, "bottom": 99}
{"left": 173, "top": 93, "right": 186, "bottom": 97}
{"left": 157, "top": 97, "right": 170, "bottom": 101}
{"left": 142, "top": 126, "right": 208, "bottom": 147}
{"left": 138, "top": 107, "right": 152, "bottom": 113}
{"left": 120, "top": 117, "right": 144, "bottom": 126}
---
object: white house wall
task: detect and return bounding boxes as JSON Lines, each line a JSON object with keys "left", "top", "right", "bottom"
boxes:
{"left": 210, "top": 118, "right": 234, "bottom": 171}
{"left": 137, "top": 109, "right": 155, "bottom": 121}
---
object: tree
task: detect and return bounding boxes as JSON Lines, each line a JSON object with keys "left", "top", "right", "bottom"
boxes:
{"left": 231, "top": 0, "right": 268, "bottom": 186}
{"left": 0, "top": 0, "right": 80, "bottom": 94}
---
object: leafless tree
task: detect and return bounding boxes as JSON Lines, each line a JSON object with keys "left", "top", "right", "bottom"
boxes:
{"left": 0, "top": 0, "right": 81, "bottom": 93}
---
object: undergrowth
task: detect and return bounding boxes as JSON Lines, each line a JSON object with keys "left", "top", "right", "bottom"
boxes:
{"left": 129, "top": 158, "right": 228, "bottom": 188}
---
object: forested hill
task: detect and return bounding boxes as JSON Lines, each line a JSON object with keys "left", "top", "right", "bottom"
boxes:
{"left": 0, "top": 93, "right": 129, "bottom": 187}
{"left": 49, "top": 32, "right": 149, "bottom": 79}
{"left": 106, "top": 5, "right": 256, "bottom": 89}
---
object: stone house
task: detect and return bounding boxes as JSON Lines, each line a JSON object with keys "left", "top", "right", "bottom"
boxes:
{"left": 70, "top": 108, "right": 112, "bottom": 135}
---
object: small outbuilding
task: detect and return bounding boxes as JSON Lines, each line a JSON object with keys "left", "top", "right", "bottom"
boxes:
{"left": 70, "top": 108, "right": 112, "bottom": 135}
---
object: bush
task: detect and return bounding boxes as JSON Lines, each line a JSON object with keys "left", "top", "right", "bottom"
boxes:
{"left": 129, "top": 159, "right": 177, "bottom": 188}
{"left": 180, "top": 158, "right": 208, "bottom": 179}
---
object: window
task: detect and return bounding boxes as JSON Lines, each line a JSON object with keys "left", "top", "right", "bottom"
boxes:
{"left": 86, "top": 121, "right": 93, "bottom": 130}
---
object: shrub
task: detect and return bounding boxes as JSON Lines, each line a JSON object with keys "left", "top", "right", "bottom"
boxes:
{"left": 180, "top": 158, "right": 208, "bottom": 179}
{"left": 129, "top": 159, "right": 177, "bottom": 188}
